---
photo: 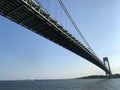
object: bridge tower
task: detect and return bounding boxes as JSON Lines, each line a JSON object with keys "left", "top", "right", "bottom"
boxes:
{"left": 103, "top": 57, "right": 112, "bottom": 76}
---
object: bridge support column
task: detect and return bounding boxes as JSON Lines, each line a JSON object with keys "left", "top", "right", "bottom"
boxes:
{"left": 103, "top": 57, "right": 112, "bottom": 76}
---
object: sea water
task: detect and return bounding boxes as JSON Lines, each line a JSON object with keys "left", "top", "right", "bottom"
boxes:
{"left": 0, "top": 79, "right": 120, "bottom": 90}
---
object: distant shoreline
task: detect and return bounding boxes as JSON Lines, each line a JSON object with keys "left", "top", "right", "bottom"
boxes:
{"left": 77, "top": 74, "right": 120, "bottom": 79}
{"left": 1, "top": 74, "right": 120, "bottom": 81}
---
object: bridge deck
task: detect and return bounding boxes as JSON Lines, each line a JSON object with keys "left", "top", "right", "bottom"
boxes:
{"left": 0, "top": 0, "right": 110, "bottom": 73}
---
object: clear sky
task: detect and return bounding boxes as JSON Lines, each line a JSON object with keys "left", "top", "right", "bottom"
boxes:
{"left": 0, "top": 0, "right": 120, "bottom": 80}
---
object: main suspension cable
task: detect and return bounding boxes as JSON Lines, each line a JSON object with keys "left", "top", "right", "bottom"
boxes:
{"left": 57, "top": 0, "right": 96, "bottom": 55}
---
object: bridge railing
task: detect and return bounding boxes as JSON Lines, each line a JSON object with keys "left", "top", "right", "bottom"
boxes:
{"left": 0, "top": 0, "right": 111, "bottom": 74}
{"left": 22, "top": 0, "right": 98, "bottom": 57}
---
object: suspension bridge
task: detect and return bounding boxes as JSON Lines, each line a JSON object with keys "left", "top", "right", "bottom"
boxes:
{"left": 0, "top": 0, "right": 112, "bottom": 76}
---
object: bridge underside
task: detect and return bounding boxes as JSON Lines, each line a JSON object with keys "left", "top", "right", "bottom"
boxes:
{"left": 0, "top": 0, "right": 110, "bottom": 74}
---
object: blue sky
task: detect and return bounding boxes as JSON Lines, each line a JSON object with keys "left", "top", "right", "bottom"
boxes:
{"left": 0, "top": 0, "right": 120, "bottom": 80}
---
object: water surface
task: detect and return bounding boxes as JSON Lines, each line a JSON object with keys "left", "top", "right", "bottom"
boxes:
{"left": 0, "top": 79, "right": 120, "bottom": 90}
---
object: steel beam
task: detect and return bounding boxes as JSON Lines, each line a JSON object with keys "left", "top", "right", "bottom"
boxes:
{"left": 0, "top": 0, "right": 111, "bottom": 74}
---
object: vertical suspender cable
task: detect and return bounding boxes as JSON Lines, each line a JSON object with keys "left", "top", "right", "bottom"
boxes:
{"left": 57, "top": 0, "right": 96, "bottom": 56}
